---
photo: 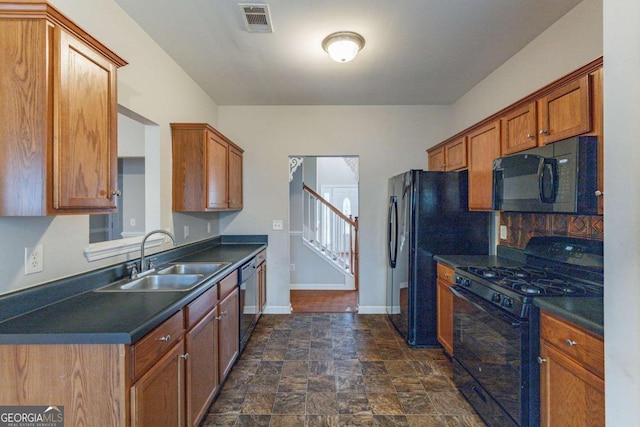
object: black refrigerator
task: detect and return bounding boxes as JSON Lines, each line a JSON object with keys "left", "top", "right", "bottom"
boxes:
{"left": 386, "top": 170, "right": 490, "bottom": 347}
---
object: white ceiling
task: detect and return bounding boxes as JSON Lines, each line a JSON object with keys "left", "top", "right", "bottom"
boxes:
{"left": 115, "top": 0, "right": 582, "bottom": 106}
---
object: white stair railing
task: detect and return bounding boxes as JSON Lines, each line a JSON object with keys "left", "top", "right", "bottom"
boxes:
{"left": 302, "top": 184, "right": 359, "bottom": 289}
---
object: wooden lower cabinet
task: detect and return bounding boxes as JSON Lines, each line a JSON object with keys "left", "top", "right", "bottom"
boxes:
{"left": 131, "top": 340, "right": 185, "bottom": 427}
{"left": 539, "top": 311, "right": 604, "bottom": 426}
{"left": 436, "top": 263, "right": 455, "bottom": 355}
{"left": 185, "top": 308, "right": 219, "bottom": 427}
{"left": 218, "top": 287, "right": 240, "bottom": 382}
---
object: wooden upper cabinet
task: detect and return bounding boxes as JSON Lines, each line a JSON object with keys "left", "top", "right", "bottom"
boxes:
{"left": 206, "top": 132, "right": 229, "bottom": 209}
{"left": 0, "top": 3, "right": 126, "bottom": 215}
{"left": 427, "top": 137, "right": 467, "bottom": 171}
{"left": 228, "top": 145, "right": 243, "bottom": 209}
{"left": 537, "top": 75, "right": 591, "bottom": 145}
{"left": 501, "top": 102, "right": 538, "bottom": 155}
{"left": 467, "top": 120, "right": 501, "bottom": 210}
{"left": 171, "top": 123, "right": 244, "bottom": 212}
{"left": 428, "top": 146, "right": 446, "bottom": 171}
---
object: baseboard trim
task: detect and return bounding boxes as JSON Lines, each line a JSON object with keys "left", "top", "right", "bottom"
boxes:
{"left": 290, "top": 283, "right": 356, "bottom": 291}
{"left": 262, "top": 305, "right": 292, "bottom": 314}
{"left": 357, "top": 306, "right": 387, "bottom": 314}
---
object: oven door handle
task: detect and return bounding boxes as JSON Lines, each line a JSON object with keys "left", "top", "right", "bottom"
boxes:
{"left": 451, "top": 286, "right": 522, "bottom": 328}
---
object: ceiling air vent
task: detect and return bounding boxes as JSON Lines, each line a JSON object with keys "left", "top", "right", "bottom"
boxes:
{"left": 239, "top": 3, "right": 273, "bottom": 33}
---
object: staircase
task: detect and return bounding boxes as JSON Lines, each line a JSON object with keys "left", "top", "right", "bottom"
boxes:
{"left": 302, "top": 184, "right": 359, "bottom": 290}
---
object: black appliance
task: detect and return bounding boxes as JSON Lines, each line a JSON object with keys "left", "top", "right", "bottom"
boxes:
{"left": 451, "top": 237, "right": 603, "bottom": 426}
{"left": 239, "top": 258, "right": 258, "bottom": 352}
{"left": 386, "top": 170, "right": 490, "bottom": 347}
{"left": 493, "top": 136, "right": 598, "bottom": 214}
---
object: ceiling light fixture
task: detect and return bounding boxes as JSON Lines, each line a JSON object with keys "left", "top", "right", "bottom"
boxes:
{"left": 322, "top": 31, "right": 365, "bottom": 63}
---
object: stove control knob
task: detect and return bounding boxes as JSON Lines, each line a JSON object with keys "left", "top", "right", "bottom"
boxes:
{"left": 491, "top": 293, "right": 502, "bottom": 303}
{"left": 502, "top": 298, "right": 513, "bottom": 308}
{"left": 455, "top": 276, "right": 470, "bottom": 287}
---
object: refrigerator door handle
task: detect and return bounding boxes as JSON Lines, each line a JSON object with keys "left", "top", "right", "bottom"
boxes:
{"left": 388, "top": 196, "right": 398, "bottom": 268}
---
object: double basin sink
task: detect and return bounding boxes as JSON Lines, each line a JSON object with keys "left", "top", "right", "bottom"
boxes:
{"left": 96, "top": 262, "right": 231, "bottom": 292}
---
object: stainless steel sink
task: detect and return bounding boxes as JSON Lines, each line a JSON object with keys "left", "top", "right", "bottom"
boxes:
{"left": 156, "top": 262, "right": 230, "bottom": 276}
{"left": 96, "top": 274, "right": 203, "bottom": 292}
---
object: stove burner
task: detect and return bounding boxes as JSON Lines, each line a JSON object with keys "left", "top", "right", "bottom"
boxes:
{"left": 460, "top": 265, "right": 603, "bottom": 298}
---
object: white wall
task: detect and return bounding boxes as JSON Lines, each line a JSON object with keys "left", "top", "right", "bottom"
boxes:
{"left": 0, "top": 0, "right": 220, "bottom": 295}
{"left": 603, "top": 0, "right": 640, "bottom": 423}
{"left": 449, "top": 0, "right": 603, "bottom": 135}
{"left": 218, "top": 106, "right": 452, "bottom": 312}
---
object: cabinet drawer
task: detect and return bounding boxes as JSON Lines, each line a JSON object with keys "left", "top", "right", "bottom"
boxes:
{"left": 185, "top": 284, "right": 218, "bottom": 329}
{"left": 540, "top": 311, "right": 604, "bottom": 378}
{"left": 437, "top": 263, "right": 455, "bottom": 283}
{"left": 218, "top": 270, "right": 238, "bottom": 300}
{"left": 131, "top": 311, "right": 184, "bottom": 380}
{"left": 256, "top": 250, "right": 266, "bottom": 266}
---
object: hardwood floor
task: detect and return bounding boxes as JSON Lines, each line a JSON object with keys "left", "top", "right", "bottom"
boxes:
{"left": 290, "top": 290, "right": 358, "bottom": 313}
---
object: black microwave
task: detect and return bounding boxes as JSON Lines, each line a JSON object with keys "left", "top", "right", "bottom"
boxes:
{"left": 492, "top": 136, "right": 598, "bottom": 214}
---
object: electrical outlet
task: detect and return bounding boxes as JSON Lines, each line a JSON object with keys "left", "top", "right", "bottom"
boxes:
{"left": 500, "top": 225, "right": 508, "bottom": 240}
{"left": 273, "top": 220, "right": 283, "bottom": 230}
{"left": 24, "top": 245, "right": 43, "bottom": 275}
{"left": 207, "top": 222, "right": 212, "bottom": 234}
{"left": 290, "top": 263, "right": 295, "bottom": 271}
{"left": 184, "top": 225, "right": 190, "bottom": 239}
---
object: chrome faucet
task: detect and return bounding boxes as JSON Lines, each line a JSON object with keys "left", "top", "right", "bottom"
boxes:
{"left": 140, "top": 229, "right": 176, "bottom": 272}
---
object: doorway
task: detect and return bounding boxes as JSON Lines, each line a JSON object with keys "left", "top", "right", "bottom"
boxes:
{"left": 288, "top": 156, "right": 359, "bottom": 313}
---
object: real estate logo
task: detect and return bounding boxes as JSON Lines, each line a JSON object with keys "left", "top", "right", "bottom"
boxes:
{"left": 0, "top": 406, "right": 63, "bottom": 427}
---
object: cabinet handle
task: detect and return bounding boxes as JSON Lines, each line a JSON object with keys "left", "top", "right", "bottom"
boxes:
{"left": 215, "top": 311, "right": 228, "bottom": 321}
{"left": 158, "top": 335, "right": 171, "bottom": 342}
{"left": 537, "top": 356, "right": 547, "bottom": 364}
{"left": 565, "top": 339, "right": 577, "bottom": 347}
{"left": 595, "top": 190, "right": 604, "bottom": 197}
{"left": 111, "top": 190, "right": 121, "bottom": 198}
{"left": 526, "top": 133, "right": 534, "bottom": 139}
{"left": 538, "top": 129, "right": 549, "bottom": 135}
{"left": 180, "top": 353, "right": 189, "bottom": 360}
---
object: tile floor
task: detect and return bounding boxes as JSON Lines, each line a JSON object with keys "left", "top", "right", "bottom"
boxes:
{"left": 202, "top": 314, "right": 486, "bottom": 426}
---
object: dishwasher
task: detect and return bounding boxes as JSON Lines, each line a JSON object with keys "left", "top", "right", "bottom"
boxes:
{"left": 238, "top": 258, "right": 258, "bottom": 352}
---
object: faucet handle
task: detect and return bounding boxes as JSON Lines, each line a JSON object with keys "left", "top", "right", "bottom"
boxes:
{"left": 126, "top": 263, "right": 139, "bottom": 279}
{"left": 148, "top": 257, "right": 158, "bottom": 270}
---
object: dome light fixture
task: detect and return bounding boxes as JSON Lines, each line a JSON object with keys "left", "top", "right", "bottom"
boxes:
{"left": 322, "top": 31, "right": 365, "bottom": 63}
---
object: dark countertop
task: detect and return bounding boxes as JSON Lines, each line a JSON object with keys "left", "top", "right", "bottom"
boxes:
{"left": 433, "top": 254, "right": 524, "bottom": 268}
{"left": 434, "top": 253, "right": 604, "bottom": 338}
{"left": 534, "top": 297, "right": 603, "bottom": 337}
{"left": 0, "top": 240, "right": 266, "bottom": 345}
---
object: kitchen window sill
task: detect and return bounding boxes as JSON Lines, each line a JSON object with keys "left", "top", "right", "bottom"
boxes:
{"left": 84, "top": 235, "right": 165, "bottom": 262}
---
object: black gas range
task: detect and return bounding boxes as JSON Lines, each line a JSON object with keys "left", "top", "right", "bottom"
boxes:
{"left": 450, "top": 237, "right": 603, "bottom": 427}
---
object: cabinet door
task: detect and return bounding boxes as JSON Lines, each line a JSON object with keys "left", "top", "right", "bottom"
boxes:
{"left": 428, "top": 146, "right": 446, "bottom": 171}
{"left": 206, "top": 132, "right": 229, "bottom": 209}
{"left": 445, "top": 137, "right": 467, "bottom": 171}
{"left": 185, "top": 309, "right": 218, "bottom": 427}
{"left": 539, "top": 340, "right": 604, "bottom": 427}
{"left": 501, "top": 102, "right": 538, "bottom": 155}
{"left": 54, "top": 27, "right": 118, "bottom": 211}
{"left": 436, "top": 278, "right": 453, "bottom": 355}
{"left": 228, "top": 145, "right": 243, "bottom": 210}
{"left": 218, "top": 287, "right": 240, "bottom": 382}
{"left": 131, "top": 341, "right": 185, "bottom": 427}
{"left": 537, "top": 75, "right": 591, "bottom": 145}
{"left": 467, "top": 120, "right": 501, "bottom": 210}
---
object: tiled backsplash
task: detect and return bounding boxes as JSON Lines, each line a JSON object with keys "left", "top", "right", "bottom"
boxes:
{"left": 500, "top": 212, "right": 604, "bottom": 249}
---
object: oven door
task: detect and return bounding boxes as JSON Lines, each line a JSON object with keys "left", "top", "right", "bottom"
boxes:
{"left": 451, "top": 285, "right": 529, "bottom": 426}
